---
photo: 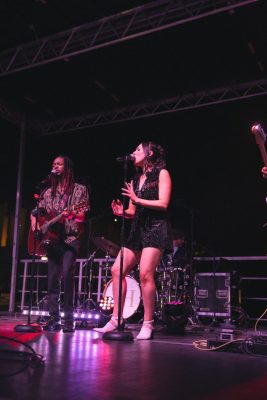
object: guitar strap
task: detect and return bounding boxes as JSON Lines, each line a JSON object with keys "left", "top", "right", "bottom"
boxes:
{"left": 62, "top": 187, "right": 80, "bottom": 211}
{"left": 66, "top": 187, "right": 76, "bottom": 212}
{"left": 62, "top": 193, "right": 70, "bottom": 210}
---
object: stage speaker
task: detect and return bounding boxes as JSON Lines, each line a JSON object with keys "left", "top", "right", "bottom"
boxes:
{"left": 163, "top": 302, "right": 190, "bottom": 334}
{"left": 194, "top": 272, "right": 231, "bottom": 317}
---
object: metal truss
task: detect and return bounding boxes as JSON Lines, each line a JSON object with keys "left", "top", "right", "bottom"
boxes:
{"left": 33, "top": 79, "right": 267, "bottom": 135}
{"left": 0, "top": 101, "right": 23, "bottom": 127}
{"left": 0, "top": 101, "right": 38, "bottom": 133}
{"left": 0, "top": 0, "right": 258, "bottom": 77}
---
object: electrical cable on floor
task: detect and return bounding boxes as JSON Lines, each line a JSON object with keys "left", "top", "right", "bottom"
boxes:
{"left": 0, "top": 335, "right": 45, "bottom": 378}
{"left": 192, "top": 304, "right": 267, "bottom": 356}
{"left": 230, "top": 306, "right": 249, "bottom": 327}
{"left": 192, "top": 338, "right": 246, "bottom": 351}
{"left": 193, "top": 334, "right": 267, "bottom": 358}
{"left": 254, "top": 307, "right": 267, "bottom": 334}
{"left": 241, "top": 338, "right": 267, "bottom": 358}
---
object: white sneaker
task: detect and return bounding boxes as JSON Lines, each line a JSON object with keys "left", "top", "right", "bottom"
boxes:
{"left": 93, "top": 316, "right": 124, "bottom": 333}
{"left": 136, "top": 320, "right": 154, "bottom": 340}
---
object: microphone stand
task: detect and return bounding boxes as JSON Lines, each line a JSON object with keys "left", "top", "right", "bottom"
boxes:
{"left": 173, "top": 199, "right": 199, "bottom": 326}
{"left": 15, "top": 192, "right": 43, "bottom": 333}
{"left": 103, "top": 159, "right": 133, "bottom": 341}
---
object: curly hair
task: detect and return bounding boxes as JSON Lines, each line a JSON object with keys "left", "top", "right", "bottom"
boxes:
{"left": 141, "top": 141, "right": 166, "bottom": 172}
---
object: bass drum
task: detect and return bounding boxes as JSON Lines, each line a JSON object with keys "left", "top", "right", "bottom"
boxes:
{"left": 103, "top": 276, "right": 141, "bottom": 319}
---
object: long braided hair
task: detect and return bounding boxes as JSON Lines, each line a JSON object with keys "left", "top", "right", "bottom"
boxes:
{"left": 50, "top": 155, "right": 75, "bottom": 197}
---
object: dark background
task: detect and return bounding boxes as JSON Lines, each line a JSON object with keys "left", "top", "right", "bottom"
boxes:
{"left": 1, "top": 1, "right": 267, "bottom": 296}
{"left": 4, "top": 98, "right": 267, "bottom": 256}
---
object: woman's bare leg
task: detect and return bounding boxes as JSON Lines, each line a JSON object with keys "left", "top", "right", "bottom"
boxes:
{"left": 94, "top": 247, "right": 140, "bottom": 333}
{"left": 139, "top": 247, "right": 163, "bottom": 321}
{"left": 136, "top": 247, "right": 163, "bottom": 340}
{"left": 111, "top": 247, "right": 140, "bottom": 317}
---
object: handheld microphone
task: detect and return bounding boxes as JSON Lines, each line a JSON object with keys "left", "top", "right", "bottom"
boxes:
{"left": 116, "top": 154, "right": 135, "bottom": 162}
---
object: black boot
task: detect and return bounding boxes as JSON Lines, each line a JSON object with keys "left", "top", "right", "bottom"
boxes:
{"left": 43, "top": 316, "right": 61, "bottom": 332}
{"left": 63, "top": 319, "right": 75, "bottom": 333}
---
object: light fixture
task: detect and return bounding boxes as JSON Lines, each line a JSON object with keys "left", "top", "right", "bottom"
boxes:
{"left": 99, "top": 296, "right": 114, "bottom": 314}
{"left": 22, "top": 309, "right": 102, "bottom": 322}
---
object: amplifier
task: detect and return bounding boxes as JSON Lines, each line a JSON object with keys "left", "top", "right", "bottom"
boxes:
{"left": 194, "top": 272, "right": 231, "bottom": 317}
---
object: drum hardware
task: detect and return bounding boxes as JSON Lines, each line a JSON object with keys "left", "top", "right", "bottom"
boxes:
{"left": 91, "top": 236, "right": 120, "bottom": 258}
{"left": 77, "top": 249, "right": 102, "bottom": 313}
{"left": 101, "top": 276, "right": 142, "bottom": 319}
{"left": 154, "top": 263, "right": 194, "bottom": 321}
{"left": 77, "top": 236, "right": 118, "bottom": 315}
{"left": 128, "top": 264, "right": 140, "bottom": 281}
{"left": 97, "top": 253, "right": 113, "bottom": 300}
{"left": 89, "top": 236, "right": 119, "bottom": 303}
{"left": 155, "top": 259, "right": 215, "bottom": 329}
{"left": 78, "top": 247, "right": 118, "bottom": 319}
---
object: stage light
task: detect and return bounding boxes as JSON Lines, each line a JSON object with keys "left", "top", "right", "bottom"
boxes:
{"left": 99, "top": 296, "right": 114, "bottom": 314}
{"left": 21, "top": 309, "right": 101, "bottom": 321}
{"left": 21, "top": 309, "right": 104, "bottom": 330}
{"left": 75, "top": 310, "right": 104, "bottom": 329}
{"left": 22, "top": 310, "right": 46, "bottom": 316}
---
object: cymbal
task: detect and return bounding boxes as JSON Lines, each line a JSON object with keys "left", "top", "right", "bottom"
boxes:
{"left": 91, "top": 236, "right": 120, "bottom": 257}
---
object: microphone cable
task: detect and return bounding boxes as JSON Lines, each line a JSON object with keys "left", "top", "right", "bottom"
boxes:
{"left": 0, "top": 335, "right": 45, "bottom": 378}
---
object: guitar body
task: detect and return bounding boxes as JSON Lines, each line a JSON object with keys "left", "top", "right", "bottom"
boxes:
{"left": 27, "top": 201, "right": 88, "bottom": 256}
{"left": 28, "top": 214, "right": 64, "bottom": 256}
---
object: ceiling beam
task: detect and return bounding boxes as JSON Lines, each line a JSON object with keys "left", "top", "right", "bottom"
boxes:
{"left": 0, "top": 100, "right": 37, "bottom": 133}
{"left": 0, "top": 0, "right": 258, "bottom": 77}
{"left": 0, "top": 101, "right": 23, "bottom": 127}
{"left": 32, "top": 78, "right": 267, "bottom": 135}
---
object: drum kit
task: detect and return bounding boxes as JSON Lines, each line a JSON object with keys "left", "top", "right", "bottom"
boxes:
{"left": 91, "top": 236, "right": 120, "bottom": 258}
{"left": 87, "top": 237, "right": 192, "bottom": 321}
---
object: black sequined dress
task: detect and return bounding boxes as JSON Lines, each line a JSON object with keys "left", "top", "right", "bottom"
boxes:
{"left": 125, "top": 168, "right": 172, "bottom": 252}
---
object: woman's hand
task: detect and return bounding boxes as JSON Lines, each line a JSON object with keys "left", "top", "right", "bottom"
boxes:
{"left": 111, "top": 199, "right": 123, "bottom": 216}
{"left": 121, "top": 180, "right": 138, "bottom": 204}
{"left": 262, "top": 166, "right": 267, "bottom": 179}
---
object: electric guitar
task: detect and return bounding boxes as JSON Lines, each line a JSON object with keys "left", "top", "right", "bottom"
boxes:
{"left": 28, "top": 201, "right": 88, "bottom": 256}
{"left": 251, "top": 123, "right": 267, "bottom": 166}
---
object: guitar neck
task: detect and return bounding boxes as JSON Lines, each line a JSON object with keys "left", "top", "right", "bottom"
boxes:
{"left": 258, "top": 144, "right": 267, "bottom": 166}
{"left": 48, "top": 212, "right": 64, "bottom": 227}
{"left": 40, "top": 201, "right": 86, "bottom": 234}
{"left": 252, "top": 124, "right": 267, "bottom": 166}
{"left": 41, "top": 211, "right": 64, "bottom": 234}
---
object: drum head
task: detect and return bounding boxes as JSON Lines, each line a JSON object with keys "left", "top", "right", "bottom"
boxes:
{"left": 103, "top": 276, "right": 141, "bottom": 319}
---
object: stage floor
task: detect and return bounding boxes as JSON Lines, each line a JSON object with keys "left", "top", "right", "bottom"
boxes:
{"left": 0, "top": 314, "right": 267, "bottom": 400}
